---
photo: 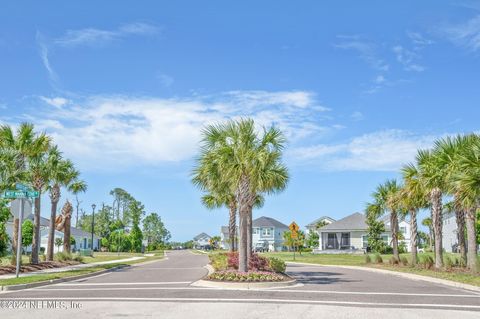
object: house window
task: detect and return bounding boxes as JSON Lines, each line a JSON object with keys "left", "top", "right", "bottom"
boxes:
{"left": 253, "top": 228, "right": 259, "bottom": 234}
{"left": 262, "top": 228, "right": 272, "bottom": 236}
{"left": 400, "top": 227, "right": 407, "bottom": 234}
{"left": 341, "top": 233, "right": 350, "bottom": 247}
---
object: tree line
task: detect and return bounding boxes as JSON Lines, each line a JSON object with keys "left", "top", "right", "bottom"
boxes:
{"left": 192, "top": 119, "right": 289, "bottom": 272}
{"left": 366, "top": 134, "right": 480, "bottom": 272}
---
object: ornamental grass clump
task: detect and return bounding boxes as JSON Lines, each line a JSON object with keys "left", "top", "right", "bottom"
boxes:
{"left": 365, "top": 254, "right": 372, "bottom": 264}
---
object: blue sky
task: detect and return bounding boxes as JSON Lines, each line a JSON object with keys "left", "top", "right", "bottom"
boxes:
{"left": 1, "top": 1, "right": 479, "bottom": 241}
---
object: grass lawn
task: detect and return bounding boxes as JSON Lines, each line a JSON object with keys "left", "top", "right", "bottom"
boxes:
{"left": 81, "top": 252, "right": 144, "bottom": 264}
{"left": 262, "top": 251, "right": 480, "bottom": 287}
{"left": 0, "top": 253, "right": 164, "bottom": 287}
{"left": 0, "top": 255, "right": 30, "bottom": 266}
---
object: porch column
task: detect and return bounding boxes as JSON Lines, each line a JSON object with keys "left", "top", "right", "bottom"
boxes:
{"left": 318, "top": 232, "right": 323, "bottom": 250}
{"left": 336, "top": 232, "right": 341, "bottom": 249}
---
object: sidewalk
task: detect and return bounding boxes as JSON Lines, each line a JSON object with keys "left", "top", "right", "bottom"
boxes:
{"left": 0, "top": 256, "right": 145, "bottom": 280}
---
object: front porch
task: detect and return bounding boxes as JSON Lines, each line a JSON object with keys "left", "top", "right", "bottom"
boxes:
{"left": 318, "top": 232, "right": 353, "bottom": 251}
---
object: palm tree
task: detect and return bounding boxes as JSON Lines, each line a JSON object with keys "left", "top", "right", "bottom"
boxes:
{"left": 401, "top": 163, "right": 429, "bottom": 265}
{"left": 68, "top": 180, "right": 88, "bottom": 228}
{"left": 421, "top": 217, "right": 433, "bottom": 250}
{"left": 416, "top": 148, "right": 447, "bottom": 269}
{"left": 369, "top": 179, "right": 403, "bottom": 262}
{"left": 0, "top": 123, "right": 50, "bottom": 264}
{"left": 194, "top": 119, "right": 289, "bottom": 272}
{"left": 46, "top": 147, "right": 80, "bottom": 261}
{"left": 454, "top": 134, "right": 480, "bottom": 272}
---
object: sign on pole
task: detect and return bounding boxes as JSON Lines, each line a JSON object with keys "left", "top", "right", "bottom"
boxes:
{"left": 289, "top": 222, "right": 300, "bottom": 260}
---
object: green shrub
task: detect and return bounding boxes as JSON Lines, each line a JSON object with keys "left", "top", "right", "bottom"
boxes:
{"left": 72, "top": 254, "right": 84, "bottom": 262}
{"left": 389, "top": 256, "right": 399, "bottom": 265}
{"left": 301, "top": 247, "right": 313, "bottom": 253}
{"left": 209, "top": 253, "right": 228, "bottom": 271}
{"left": 373, "top": 253, "right": 383, "bottom": 264}
{"left": 269, "top": 257, "right": 286, "bottom": 273}
{"left": 459, "top": 256, "right": 467, "bottom": 268}
{"left": 398, "top": 242, "right": 408, "bottom": 254}
{"left": 444, "top": 256, "right": 453, "bottom": 270}
{"left": 420, "top": 255, "right": 434, "bottom": 269}
{"left": 207, "top": 270, "right": 286, "bottom": 282}
{"left": 55, "top": 252, "right": 72, "bottom": 262}
{"left": 365, "top": 254, "right": 372, "bottom": 264}
{"left": 400, "top": 256, "right": 409, "bottom": 266}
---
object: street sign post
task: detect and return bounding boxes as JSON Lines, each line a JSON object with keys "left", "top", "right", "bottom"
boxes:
{"left": 1, "top": 186, "right": 40, "bottom": 278}
{"left": 289, "top": 222, "right": 300, "bottom": 261}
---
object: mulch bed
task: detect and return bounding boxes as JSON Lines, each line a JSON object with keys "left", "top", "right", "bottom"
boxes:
{"left": 0, "top": 261, "right": 81, "bottom": 275}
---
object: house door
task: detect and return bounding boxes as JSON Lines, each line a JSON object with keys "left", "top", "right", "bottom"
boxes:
{"left": 327, "top": 233, "right": 337, "bottom": 249}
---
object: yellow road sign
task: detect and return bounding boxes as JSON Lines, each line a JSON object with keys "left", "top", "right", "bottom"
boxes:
{"left": 289, "top": 222, "right": 299, "bottom": 232}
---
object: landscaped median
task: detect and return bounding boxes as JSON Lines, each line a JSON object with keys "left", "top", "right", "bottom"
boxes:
{"left": 0, "top": 251, "right": 165, "bottom": 290}
{"left": 261, "top": 251, "right": 480, "bottom": 288}
{"left": 192, "top": 252, "right": 297, "bottom": 289}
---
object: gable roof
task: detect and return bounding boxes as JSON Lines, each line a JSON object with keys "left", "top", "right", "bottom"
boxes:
{"left": 305, "top": 216, "right": 336, "bottom": 228}
{"left": 318, "top": 212, "right": 368, "bottom": 231}
{"left": 193, "top": 232, "right": 211, "bottom": 241}
{"left": 253, "top": 216, "right": 288, "bottom": 229}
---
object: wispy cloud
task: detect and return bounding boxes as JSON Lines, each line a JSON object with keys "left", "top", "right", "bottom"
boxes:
{"left": 334, "top": 35, "right": 389, "bottom": 71}
{"left": 36, "top": 32, "right": 59, "bottom": 85}
{"left": 290, "top": 130, "right": 439, "bottom": 171}
{"left": 440, "top": 14, "right": 480, "bottom": 52}
{"left": 392, "top": 45, "right": 425, "bottom": 72}
{"left": 55, "top": 22, "right": 160, "bottom": 47}
{"left": 18, "top": 91, "right": 334, "bottom": 170}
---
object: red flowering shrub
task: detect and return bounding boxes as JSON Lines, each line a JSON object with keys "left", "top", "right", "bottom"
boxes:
{"left": 227, "top": 251, "right": 239, "bottom": 269}
{"left": 226, "top": 252, "right": 271, "bottom": 271}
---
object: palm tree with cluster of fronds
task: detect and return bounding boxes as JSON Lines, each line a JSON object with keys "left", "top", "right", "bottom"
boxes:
{"left": 192, "top": 119, "right": 289, "bottom": 272}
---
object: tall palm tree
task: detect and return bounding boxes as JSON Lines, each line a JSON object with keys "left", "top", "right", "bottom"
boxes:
{"left": 401, "top": 164, "right": 429, "bottom": 265}
{"left": 0, "top": 123, "right": 50, "bottom": 264}
{"left": 416, "top": 148, "right": 447, "bottom": 269}
{"left": 369, "top": 179, "right": 403, "bottom": 262}
{"left": 194, "top": 119, "right": 289, "bottom": 272}
{"left": 46, "top": 147, "right": 80, "bottom": 260}
{"left": 68, "top": 180, "right": 88, "bottom": 228}
{"left": 454, "top": 134, "right": 480, "bottom": 272}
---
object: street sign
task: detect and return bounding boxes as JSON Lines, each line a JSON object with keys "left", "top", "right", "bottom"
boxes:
{"left": 11, "top": 199, "right": 32, "bottom": 218}
{"left": 289, "top": 222, "right": 299, "bottom": 232}
{"left": 15, "top": 183, "right": 29, "bottom": 191}
{"left": 2, "top": 190, "right": 39, "bottom": 199}
{"left": 27, "top": 191, "right": 39, "bottom": 197}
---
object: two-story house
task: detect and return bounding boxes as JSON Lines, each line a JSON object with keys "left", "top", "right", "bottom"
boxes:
{"left": 252, "top": 216, "right": 288, "bottom": 252}
{"left": 193, "top": 232, "right": 211, "bottom": 250}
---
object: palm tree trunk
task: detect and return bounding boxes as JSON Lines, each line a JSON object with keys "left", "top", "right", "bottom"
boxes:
{"left": 390, "top": 211, "right": 399, "bottom": 261}
{"left": 47, "top": 199, "right": 58, "bottom": 261}
{"left": 465, "top": 208, "right": 478, "bottom": 272}
{"left": 247, "top": 208, "right": 252, "bottom": 262}
{"left": 237, "top": 175, "right": 250, "bottom": 272}
{"left": 431, "top": 188, "right": 443, "bottom": 269}
{"left": 63, "top": 213, "right": 71, "bottom": 254}
{"left": 228, "top": 201, "right": 236, "bottom": 252}
{"left": 455, "top": 209, "right": 467, "bottom": 264}
{"left": 31, "top": 195, "right": 41, "bottom": 264}
{"left": 410, "top": 209, "right": 418, "bottom": 265}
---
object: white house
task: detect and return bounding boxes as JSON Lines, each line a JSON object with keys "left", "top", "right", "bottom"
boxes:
{"left": 442, "top": 212, "right": 459, "bottom": 253}
{"left": 220, "top": 226, "right": 238, "bottom": 250}
{"left": 252, "top": 216, "right": 288, "bottom": 252}
{"left": 305, "top": 216, "right": 336, "bottom": 235}
{"left": 193, "top": 232, "right": 211, "bottom": 250}
{"left": 380, "top": 215, "right": 412, "bottom": 252}
{"left": 6, "top": 214, "right": 101, "bottom": 254}
{"left": 315, "top": 212, "right": 393, "bottom": 253}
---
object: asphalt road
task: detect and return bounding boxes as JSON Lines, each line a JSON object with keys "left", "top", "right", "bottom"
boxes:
{"left": 1, "top": 250, "right": 479, "bottom": 318}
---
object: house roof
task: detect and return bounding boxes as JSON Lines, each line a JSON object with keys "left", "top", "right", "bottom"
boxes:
{"left": 305, "top": 216, "right": 336, "bottom": 228}
{"left": 193, "top": 232, "right": 211, "bottom": 240}
{"left": 318, "top": 212, "right": 368, "bottom": 231}
{"left": 24, "top": 214, "right": 50, "bottom": 227}
{"left": 28, "top": 214, "right": 99, "bottom": 239}
{"left": 253, "top": 216, "right": 288, "bottom": 229}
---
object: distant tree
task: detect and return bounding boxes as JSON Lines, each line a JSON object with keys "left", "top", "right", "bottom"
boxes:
{"left": 422, "top": 217, "right": 433, "bottom": 249}
{"left": 55, "top": 237, "right": 63, "bottom": 252}
{"left": 0, "top": 200, "right": 10, "bottom": 257}
{"left": 305, "top": 229, "right": 319, "bottom": 248}
{"left": 143, "top": 213, "right": 170, "bottom": 246}
{"left": 209, "top": 236, "right": 221, "bottom": 250}
{"left": 365, "top": 203, "right": 387, "bottom": 253}
{"left": 128, "top": 200, "right": 144, "bottom": 253}
{"left": 283, "top": 230, "right": 305, "bottom": 253}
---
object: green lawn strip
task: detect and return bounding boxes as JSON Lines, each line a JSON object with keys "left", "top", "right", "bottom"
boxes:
{"left": 81, "top": 252, "right": 143, "bottom": 264}
{"left": 262, "top": 252, "right": 480, "bottom": 287}
{"left": 0, "top": 255, "right": 163, "bottom": 287}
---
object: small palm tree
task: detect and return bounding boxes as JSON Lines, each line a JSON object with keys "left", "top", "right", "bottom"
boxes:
{"left": 401, "top": 163, "right": 429, "bottom": 265}
{"left": 68, "top": 180, "right": 88, "bottom": 228}
{"left": 369, "top": 179, "right": 403, "bottom": 262}
{"left": 46, "top": 146, "right": 80, "bottom": 261}
{"left": 421, "top": 217, "right": 433, "bottom": 250}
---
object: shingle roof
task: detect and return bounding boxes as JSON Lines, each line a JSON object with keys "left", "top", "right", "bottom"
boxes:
{"left": 318, "top": 212, "right": 367, "bottom": 231}
{"left": 252, "top": 216, "right": 288, "bottom": 229}
{"left": 193, "top": 232, "right": 211, "bottom": 240}
{"left": 305, "top": 216, "right": 336, "bottom": 228}
{"left": 27, "top": 214, "right": 99, "bottom": 238}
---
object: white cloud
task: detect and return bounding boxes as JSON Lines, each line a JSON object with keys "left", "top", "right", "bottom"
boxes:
{"left": 350, "top": 111, "right": 364, "bottom": 121}
{"left": 334, "top": 35, "right": 389, "bottom": 71}
{"left": 22, "top": 91, "right": 332, "bottom": 170}
{"left": 55, "top": 22, "right": 160, "bottom": 47}
{"left": 36, "top": 32, "right": 58, "bottom": 84}
{"left": 440, "top": 15, "right": 480, "bottom": 52}
{"left": 40, "top": 96, "right": 69, "bottom": 108}
{"left": 289, "top": 130, "right": 438, "bottom": 171}
{"left": 392, "top": 45, "right": 425, "bottom": 72}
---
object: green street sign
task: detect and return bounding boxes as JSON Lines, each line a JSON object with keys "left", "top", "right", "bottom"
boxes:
{"left": 2, "top": 190, "right": 39, "bottom": 199}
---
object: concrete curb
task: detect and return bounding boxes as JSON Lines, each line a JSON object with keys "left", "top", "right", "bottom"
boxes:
{"left": 0, "top": 264, "right": 128, "bottom": 292}
{"left": 191, "top": 278, "right": 298, "bottom": 290}
{"left": 286, "top": 261, "right": 480, "bottom": 293}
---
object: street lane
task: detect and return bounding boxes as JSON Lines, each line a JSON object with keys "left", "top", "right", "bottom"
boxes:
{"left": 1, "top": 249, "right": 479, "bottom": 317}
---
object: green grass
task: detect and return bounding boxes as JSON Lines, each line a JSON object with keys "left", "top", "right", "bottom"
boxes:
{"left": 0, "top": 255, "right": 30, "bottom": 266}
{"left": 262, "top": 251, "right": 480, "bottom": 287}
{"left": 0, "top": 254, "right": 163, "bottom": 287}
{"left": 81, "top": 252, "right": 143, "bottom": 264}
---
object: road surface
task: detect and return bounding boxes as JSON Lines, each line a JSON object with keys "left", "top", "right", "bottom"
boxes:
{"left": 0, "top": 250, "right": 479, "bottom": 318}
